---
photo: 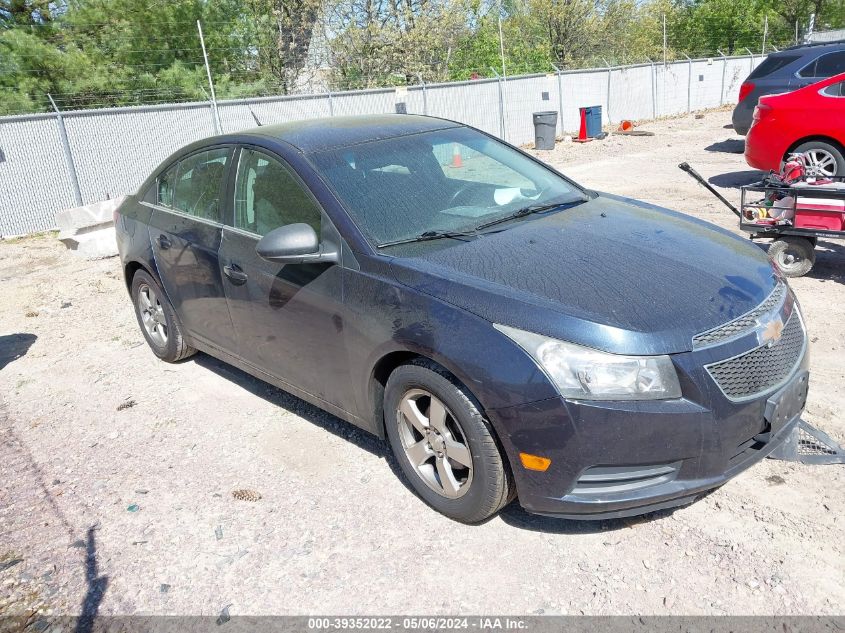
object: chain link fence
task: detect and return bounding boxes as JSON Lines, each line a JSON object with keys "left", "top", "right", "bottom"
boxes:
{"left": 0, "top": 54, "right": 758, "bottom": 237}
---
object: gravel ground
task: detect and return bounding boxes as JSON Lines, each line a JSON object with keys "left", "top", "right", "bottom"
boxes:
{"left": 0, "top": 108, "right": 843, "bottom": 619}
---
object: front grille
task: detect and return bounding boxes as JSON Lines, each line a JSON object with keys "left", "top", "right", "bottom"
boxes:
{"left": 693, "top": 282, "right": 787, "bottom": 349}
{"left": 706, "top": 310, "right": 805, "bottom": 401}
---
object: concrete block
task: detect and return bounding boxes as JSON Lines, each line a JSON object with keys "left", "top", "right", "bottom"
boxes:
{"left": 55, "top": 197, "right": 124, "bottom": 259}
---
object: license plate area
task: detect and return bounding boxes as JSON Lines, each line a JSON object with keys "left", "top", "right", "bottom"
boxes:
{"left": 755, "top": 371, "right": 809, "bottom": 443}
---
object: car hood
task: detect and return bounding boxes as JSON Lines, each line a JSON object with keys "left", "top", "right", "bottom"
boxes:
{"left": 388, "top": 193, "right": 778, "bottom": 355}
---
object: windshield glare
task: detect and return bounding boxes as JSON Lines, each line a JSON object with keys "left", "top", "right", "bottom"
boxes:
{"left": 309, "top": 127, "right": 584, "bottom": 246}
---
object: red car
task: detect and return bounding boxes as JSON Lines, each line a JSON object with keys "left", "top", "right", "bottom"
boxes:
{"left": 745, "top": 72, "right": 845, "bottom": 177}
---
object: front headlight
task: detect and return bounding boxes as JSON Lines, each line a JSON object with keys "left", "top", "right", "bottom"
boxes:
{"left": 495, "top": 324, "right": 682, "bottom": 401}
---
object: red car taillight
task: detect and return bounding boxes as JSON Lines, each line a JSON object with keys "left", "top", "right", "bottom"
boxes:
{"left": 738, "top": 81, "right": 755, "bottom": 102}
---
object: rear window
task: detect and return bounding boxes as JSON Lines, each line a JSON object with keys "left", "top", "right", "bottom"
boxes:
{"left": 798, "top": 51, "right": 845, "bottom": 78}
{"left": 748, "top": 55, "right": 800, "bottom": 79}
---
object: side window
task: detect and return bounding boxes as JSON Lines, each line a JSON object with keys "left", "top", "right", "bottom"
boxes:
{"left": 815, "top": 52, "right": 845, "bottom": 77}
{"left": 748, "top": 55, "right": 800, "bottom": 79}
{"left": 821, "top": 80, "right": 845, "bottom": 97}
{"left": 234, "top": 148, "right": 321, "bottom": 236}
{"left": 170, "top": 148, "right": 230, "bottom": 222}
{"left": 799, "top": 52, "right": 845, "bottom": 78}
{"left": 158, "top": 163, "right": 177, "bottom": 207}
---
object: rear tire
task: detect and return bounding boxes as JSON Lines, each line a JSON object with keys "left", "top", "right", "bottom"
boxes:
{"left": 131, "top": 269, "right": 195, "bottom": 362}
{"left": 769, "top": 237, "right": 815, "bottom": 278}
{"left": 792, "top": 141, "right": 845, "bottom": 178}
{"left": 384, "top": 360, "right": 513, "bottom": 523}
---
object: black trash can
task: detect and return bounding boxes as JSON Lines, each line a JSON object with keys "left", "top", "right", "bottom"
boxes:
{"left": 533, "top": 111, "right": 558, "bottom": 150}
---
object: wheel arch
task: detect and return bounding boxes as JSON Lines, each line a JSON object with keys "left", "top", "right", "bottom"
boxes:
{"left": 369, "top": 349, "right": 488, "bottom": 440}
{"left": 785, "top": 135, "right": 845, "bottom": 160}
{"left": 370, "top": 348, "right": 518, "bottom": 503}
{"left": 124, "top": 259, "right": 163, "bottom": 294}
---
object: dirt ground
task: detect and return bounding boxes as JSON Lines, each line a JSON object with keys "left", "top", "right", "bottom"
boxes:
{"left": 1, "top": 108, "right": 843, "bottom": 619}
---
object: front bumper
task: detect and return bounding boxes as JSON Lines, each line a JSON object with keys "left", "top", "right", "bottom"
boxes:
{"left": 489, "top": 361, "right": 809, "bottom": 520}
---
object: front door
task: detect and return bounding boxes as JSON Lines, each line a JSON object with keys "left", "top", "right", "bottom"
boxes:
{"left": 219, "top": 147, "right": 354, "bottom": 412}
{"left": 147, "top": 146, "right": 238, "bottom": 353}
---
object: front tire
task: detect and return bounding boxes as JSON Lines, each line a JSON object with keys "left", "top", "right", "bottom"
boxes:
{"left": 384, "top": 360, "right": 513, "bottom": 523}
{"left": 769, "top": 237, "right": 816, "bottom": 278}
{"left": 131, "top": 269, "right": 195, "bottom": 362}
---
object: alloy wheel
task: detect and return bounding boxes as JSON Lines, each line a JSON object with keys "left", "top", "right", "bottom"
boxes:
{"left": 803, "top": 149, "right": 838, "bottom": 178}
{"left": 396, "top": 388, "right": 473, "bottom": 499}
{"left": 138, "top": 283, "right": 168, "bottom": 346}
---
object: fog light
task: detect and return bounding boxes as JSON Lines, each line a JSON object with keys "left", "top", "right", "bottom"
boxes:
{"left": 519, "top": 453, "right": 551, "bottom": 472}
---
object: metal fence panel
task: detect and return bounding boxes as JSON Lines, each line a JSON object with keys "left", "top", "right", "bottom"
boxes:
{"left": 0, "top": 115, "right": 78, "bottom": 236}
{"left": 424, "top": 80, "right": 502, "bottom": 138}
{"left": 63, "top": 103, "right": 215, "bottom": 205}
{"left": 0, "top": 55, "right": 759, "bottom": 237}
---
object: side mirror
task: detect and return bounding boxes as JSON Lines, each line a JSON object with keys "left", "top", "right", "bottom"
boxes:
{"left": 256, "top": 223, "right": 338, "bottom": 264}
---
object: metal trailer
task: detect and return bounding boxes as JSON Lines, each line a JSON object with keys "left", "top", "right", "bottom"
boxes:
{"left": 680, "top": 162, "right": 845, "bottom": 277}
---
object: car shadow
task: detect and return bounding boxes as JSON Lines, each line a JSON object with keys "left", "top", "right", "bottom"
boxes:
{"left": 193, "top": 353, "right": 388, "bottom": 459}
{"left": 0, "top": 333, "right": 37, "bottom": 371}
{"left": 193, "top": 353, "right": 437, "bottom": 501}
{"left": 707, "top": 170, "right": 764, "bottom": 189}
{"left": 705, "top": 139, "right": 744, "bottom": 153}
{"left": 193, "top": 353, "right": 688, "bottom": 533}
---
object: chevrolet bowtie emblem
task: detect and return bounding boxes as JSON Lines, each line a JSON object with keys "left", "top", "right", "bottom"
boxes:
{"left": 758, "top": 316, "right": 785, "bottom": 347}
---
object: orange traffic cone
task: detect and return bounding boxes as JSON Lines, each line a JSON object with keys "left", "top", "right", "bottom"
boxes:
{"left": 573, "top": 107, "right": 592, "bottom": 143}
{"left": 451, "top": 143, "right": 463, "bottom": 168}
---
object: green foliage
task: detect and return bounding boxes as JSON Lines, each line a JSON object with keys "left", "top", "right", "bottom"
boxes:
{"left": 0, "top": 0, "right": 840, "bottom": 115}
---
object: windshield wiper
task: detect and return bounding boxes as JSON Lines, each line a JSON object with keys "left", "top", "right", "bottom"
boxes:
{"left": 474, "top": 198, "right": 587, "bottom": 231}
{"left": 377, "top": 229, "right": 479, "bottom": 248}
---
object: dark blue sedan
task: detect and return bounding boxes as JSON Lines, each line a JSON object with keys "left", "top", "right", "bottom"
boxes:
{"left": 115, "top": 115, "right": 809, "bottom": 522}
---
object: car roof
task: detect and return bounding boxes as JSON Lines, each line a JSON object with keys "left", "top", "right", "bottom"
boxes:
{"left": 780, "top": 39, "right": 845, "bottom": 53}
{"left": 234, "top": 114, "right": 464, "bottom": 153}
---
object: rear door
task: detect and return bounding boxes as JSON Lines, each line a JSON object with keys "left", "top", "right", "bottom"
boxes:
{"left": 790, "top": 51, "right": 845, "bottom": 89}
{"left": 218, "top": 146, "right": 354, "bottom": 411}
{"left": 147, "top": 146, "right": 238, "bottom": 353}
{"left": 819, "top": 78, "right": 845, "bottom": 145}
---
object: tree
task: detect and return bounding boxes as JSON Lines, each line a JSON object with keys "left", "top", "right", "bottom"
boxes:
{"left": 0, "top": 0, "right": 54, "bottom": 28}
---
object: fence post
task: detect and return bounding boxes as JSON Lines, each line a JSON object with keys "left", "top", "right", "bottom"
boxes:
{"left": 718, "top": 50, "right": 727, "bottom": 106}
{"left": 647, "top": 58, "right": 656, "bottom": 119}
{"left": 418, "top": 74, "right": 428, "bottom": 116}
{"left": 551, "top": 63, "right": 564, "bottom": 131}
{"left": 327, "top": 88, "right": 335, "bottom": 116}
{"left": 602, "top": 58, "right": 612, "bottom": 124}
{"left": 47, "top": 94, "right": 82, "bottom": 207}
{"left": 683, "top": 53, "right": 692, "bottom": 113}
{"left": 762, "top": 14, "right": 768, "bottom": 54}
{"left": 490, "top": 67, "right": 506, "bottom": 141}
{"left": 197, "top": 20, "right": 222, "bottom": 134}
{"left": 745, "top": 47, "right": 754, "bottom": 73}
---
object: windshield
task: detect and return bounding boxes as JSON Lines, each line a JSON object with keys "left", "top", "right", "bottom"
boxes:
{"left": 308, "top": 126, "right": 585, "bottom": 246}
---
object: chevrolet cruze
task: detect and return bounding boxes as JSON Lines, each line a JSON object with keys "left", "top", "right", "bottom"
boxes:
{"left": 115, "top": 115, "right": 809, "bottom": 523}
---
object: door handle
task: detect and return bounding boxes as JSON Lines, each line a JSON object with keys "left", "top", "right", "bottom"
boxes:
{"left": 223, "top": 263, "right": 248, "bottom": 285}
{"left": 158, "top": 234, "right": 171, "bottom": 250}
